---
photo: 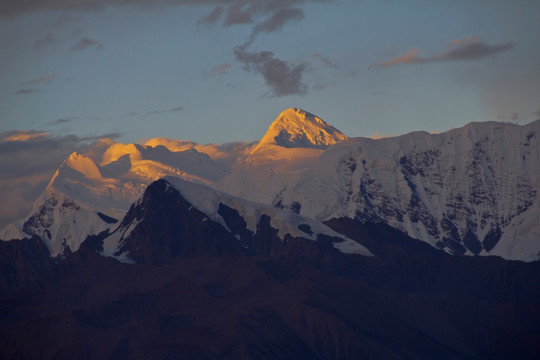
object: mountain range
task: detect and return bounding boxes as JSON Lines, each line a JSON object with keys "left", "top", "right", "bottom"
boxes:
{"left": 2, "top": 107, "right": 539, "bottom": 261}
{"left": 1, "top": 108, "right": 539, "bottom": 359}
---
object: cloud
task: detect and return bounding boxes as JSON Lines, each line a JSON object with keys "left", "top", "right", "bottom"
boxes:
{"left": 1, "top": 0, "right": 334, "bottom": 19}
{"left": 310, "top": 53, "right": 338, "bottom": 69}
{"left": 251, "top": 7, "right": 304, "bottom": 36}
{"left": 449, "top": 36, "right": 480, "bottom": 47}
{"left": 0, "top": 130, "right": 120, "bottom": 229}
{"left": 234, "top": 45, "right": 307, "bottom": 97}
{"left": 20, "top": 74, "right": 57, "bottom": 86}
{"left": 372, "top": 49, "right": 423, "bottom": 68}
{"left": 372, "top": 38, "right": 514, "bottom": 68}
{"left": 533, "top": 108, "right": 540, "bottom": 118}
{"left": 125, "top": 111, "right": 140, "bottom": 118}
{"left": 126, "top": 106, "right": 184, "bottom": 117}
{"left": 0, "top": 0, "right": 235, "bottom": 17}
{"left": 224, "top": 2, "right": 254, "bottom": 26}
{"left": 203, "top": 63, "right": 233, "bottom": 78}
{"left": 70, "top": 37, "right": 103, "bottom": 51}
{"left": 198, "top": 6, "right": 224, "bottom": 26}
{"left": 33, "top": 33, "right": 58, "bottom": 49}
{"left": 312, "top": 82, "right": 334, "bottom": 91}
{"left": 13, "top": 88, "right": 40, "bottom": 95}
{"left": 199, "top": 0, "right": 328, "bottom": 34}
{"left": 147, "top": 106, "right": 184, "bottom": 115}
{"left": 3, "top": 130, "right": 49, "bottom": 142}
{"left": 46, "top": 117, "right": 77, "bottom": 126}
{"left": 439, "top": 41, "right": 514, "bottom": 61}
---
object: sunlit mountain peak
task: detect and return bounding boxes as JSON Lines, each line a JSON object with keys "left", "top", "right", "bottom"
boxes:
{"left": 251, "top": 108, "right": 348, "bottom": 154}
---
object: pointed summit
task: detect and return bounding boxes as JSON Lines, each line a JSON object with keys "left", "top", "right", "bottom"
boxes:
{"left": 61, "top": 152, "right": 103, "bottom": 180}
{"left": 252, "top": 108, "right": 348, "bottom": 153}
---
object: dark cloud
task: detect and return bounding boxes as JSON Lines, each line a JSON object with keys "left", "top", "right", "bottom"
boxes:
{"left": 1, "top": 0, "right": 334, "bottom": 19}
{"left": 198, "top": 6, "right": 224, "bottom": 26}
{"left": 13, "top": 88, "right": 40, "bottom": 95}
{"left": 234, "top": 45, "right": 307, "bottom": 97}
{"left": 224, "top": 2, "right": 253, "bottom": 26}
{"left": 70, "top": 37, "right": 103, "bottom": 51}
{"left": 0, "top": 0, "right": 232, "bottom": 17}
{"left": 20, "top": 74, "right": 57, "bottom": 86}
{"left": 372, "top": 38, "right": 514, "bottom": 68}
{"left": 198, "top": 0, "right": 329, "bottom": 32}
{"left": 440, "top": 41, "right": 514, "bottom": 61}
{"left": 33, "top": 33, "right": 58, "bottom": 49}
{"left": 252, "top": 7, "right": 304, "bottom": 36}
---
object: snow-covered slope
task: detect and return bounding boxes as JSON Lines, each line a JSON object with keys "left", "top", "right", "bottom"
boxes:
{"left": 217, "top": 108, "right": 344, "bottom": 205}
{"left": 251, "top": 108, "right": 348, "bottom": 153}
{"left": 274, "top": 120, "right": 540, "bottom": 261}
{"left": 0, "top": 142, "right": 230, "bottom": 257}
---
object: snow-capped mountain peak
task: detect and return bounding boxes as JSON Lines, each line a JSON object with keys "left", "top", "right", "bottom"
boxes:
{"left": 60, "top": 152, "right": 104, "bottom": 180}
{"left": 251, "top": 108, "right": 348, "bottom": 153}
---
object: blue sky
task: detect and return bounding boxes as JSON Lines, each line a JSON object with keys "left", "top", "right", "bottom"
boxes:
{"left": 1, "top": 0, "right": 540, "bottom": 144}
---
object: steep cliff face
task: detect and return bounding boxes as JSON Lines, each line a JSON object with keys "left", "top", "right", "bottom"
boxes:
{"left": 276, "top": 121, "right": 540, "bottom": 261}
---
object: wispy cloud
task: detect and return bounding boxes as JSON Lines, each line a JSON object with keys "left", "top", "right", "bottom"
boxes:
{"left": 250, "top": 7, "right": 304, "bottom": 40}
{"left": 3, "top": 130, "right": 49, "bottom": 142}
{"left": 312, "top": 82, "right": 334, "bottom": 91}
{"left": 13, "top": 88, "right": 40, "bottom": 95}
{"left": 310, "top": 53, "right": 338, "bottom": 69}
{"left": 234, "top": 44, "right": 307, "bottom": 97}
{"left": 223, "top": 2, "right": 253, "bottom": 26}
{"left": 33, "top": 33, "right": 58, "bottom": 49}
{"left": 20, "top": 74, "right": 57, "bottom": 86}
{"left": 371, "top": 38, "right": 514, "bottom": 68}
{"left": 198, "top": 6, "right": 224, "bottom": 26}
{"left": 4, "top": 0, "right": 332, "bottom": 98}
{"left": 46, "top": 117, "right": 77, "bottom": 126}
{"left": 70, "top": 37, "right": 103, "bottom": 51}
{"left": 126, "top": 106, "right": 184, "bottom": 117}
{"left": 203, "top": 63, "right": 233, "bottom": 78}
{"left": 198, "top": 1, "right": 330, "bottom": 28}
{"left": 147, "top": 106, "right": 184, "bottom": 115}
{"left": 1, "top": 0, "right": 334, "bottom": 18}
